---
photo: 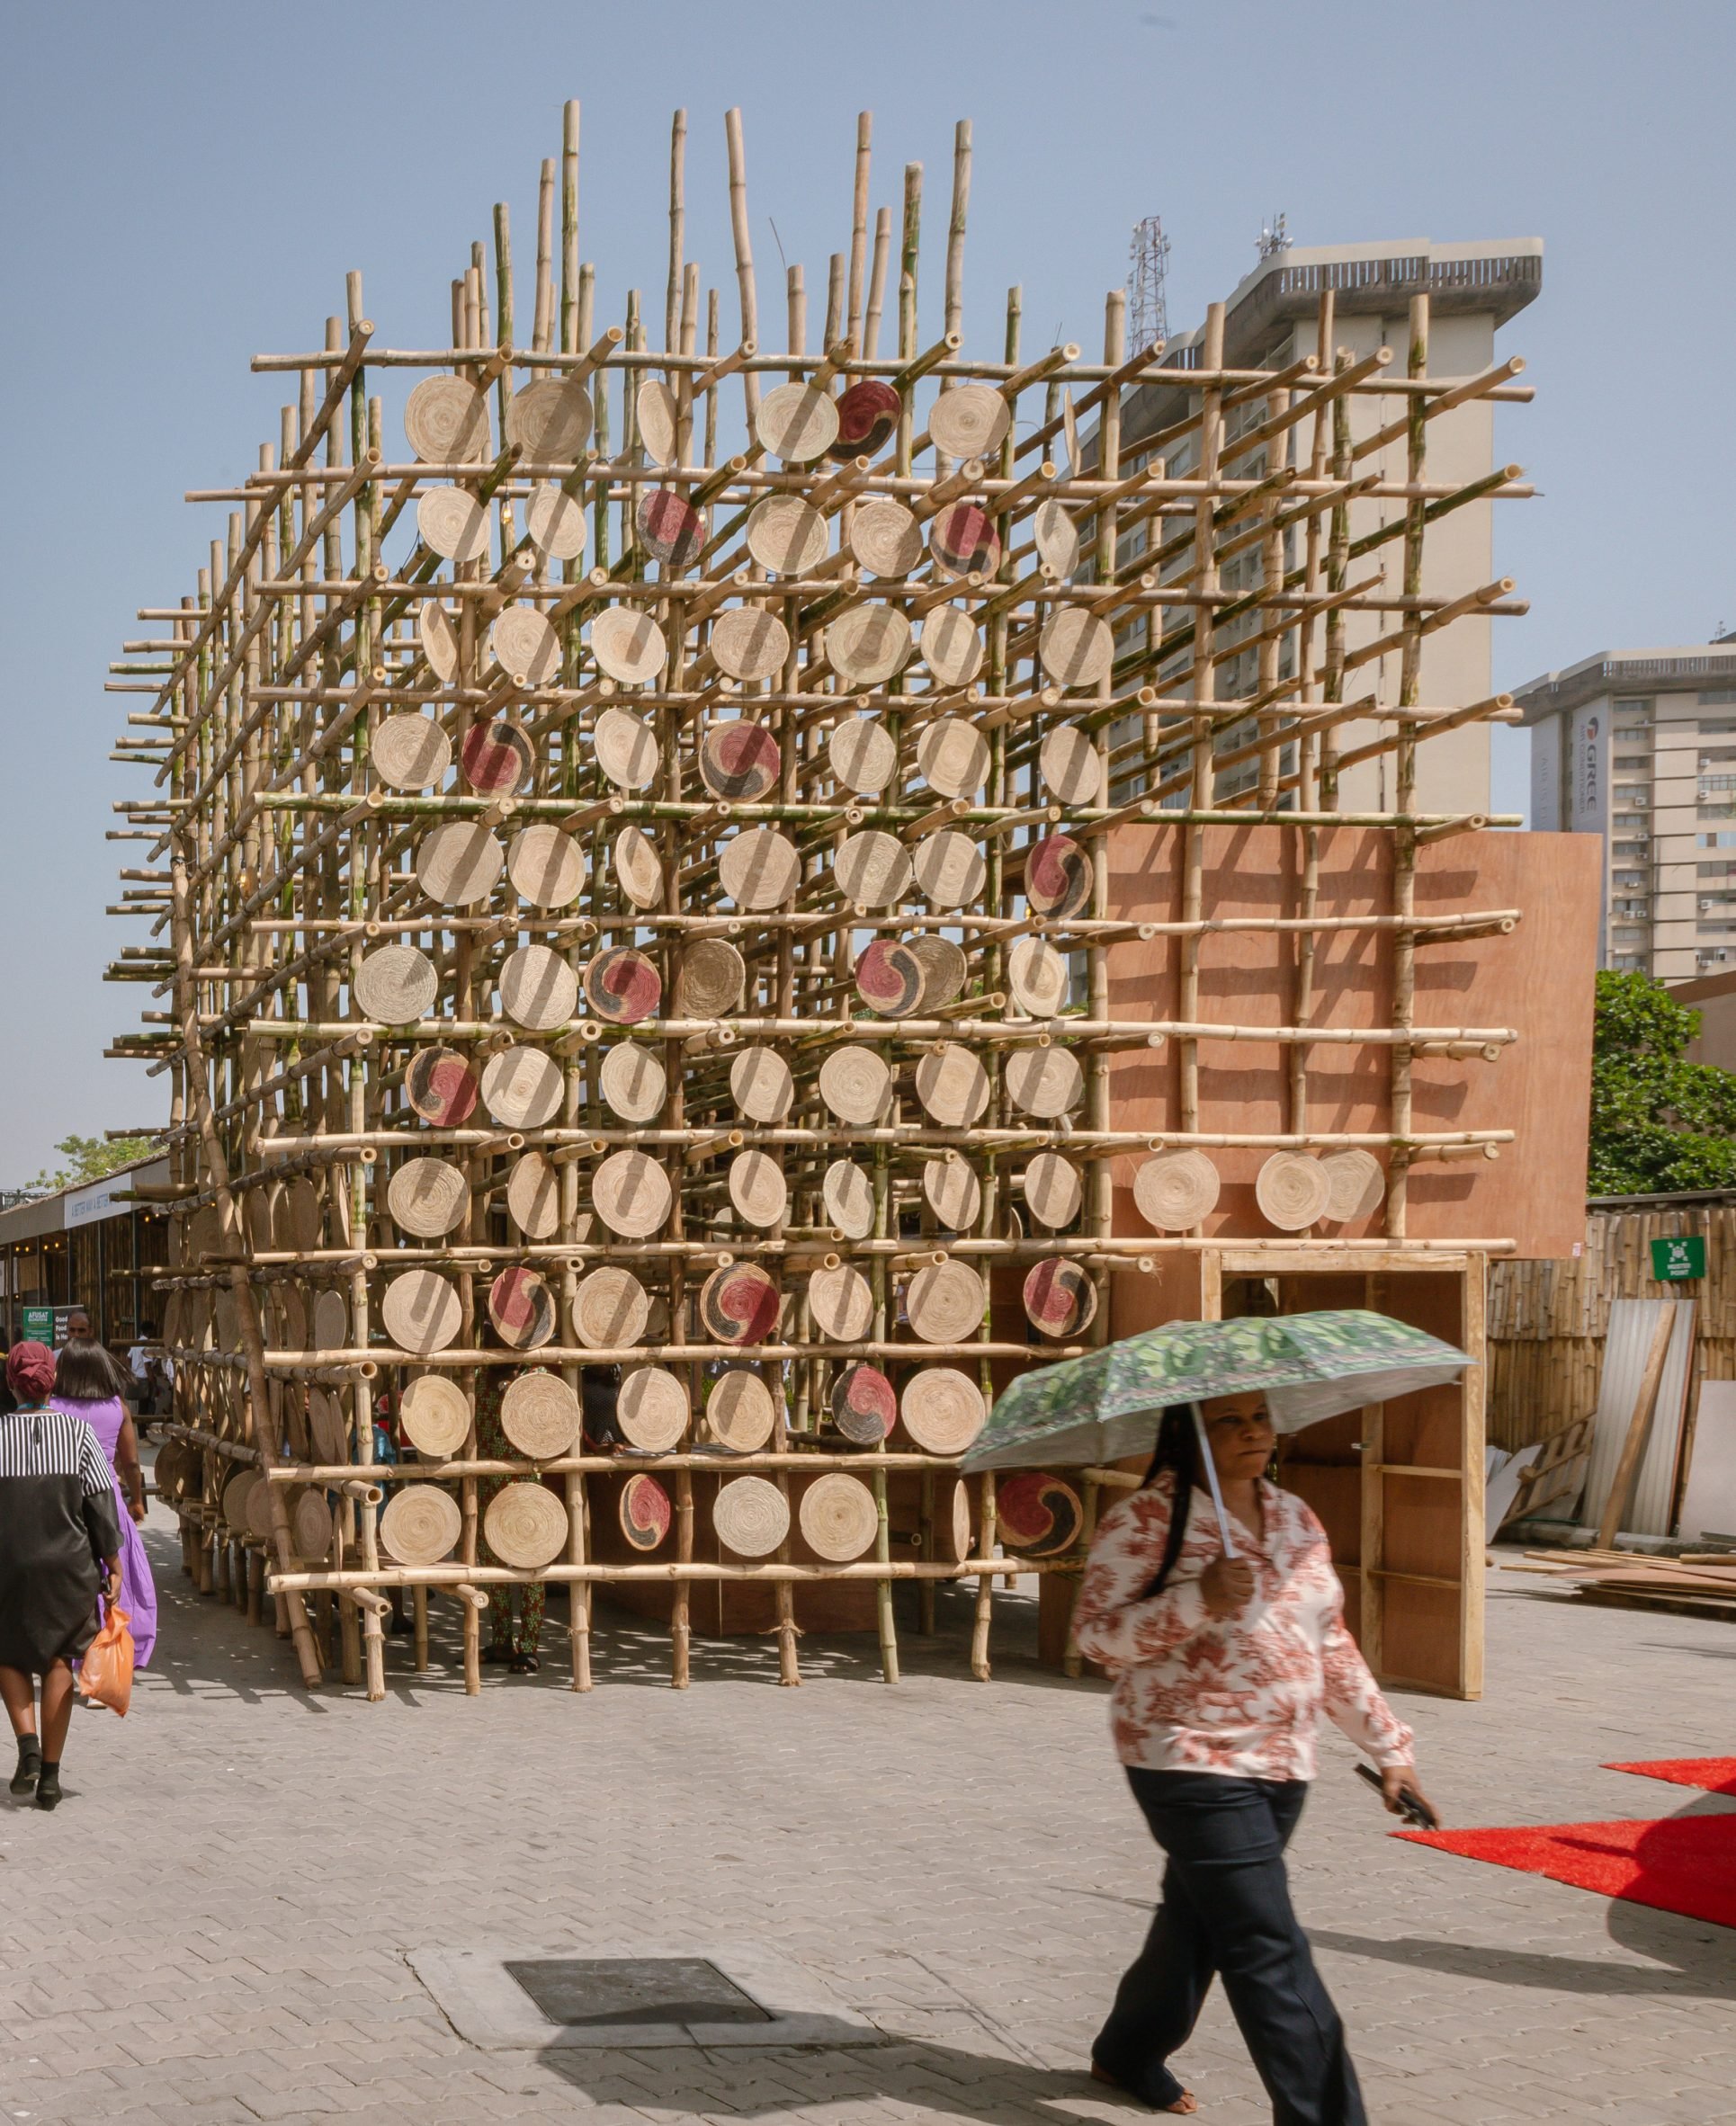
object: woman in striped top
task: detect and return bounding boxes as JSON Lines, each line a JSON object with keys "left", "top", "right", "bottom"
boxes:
{"left": 0, "top": 1342, "right": 122, "bottom": 1810}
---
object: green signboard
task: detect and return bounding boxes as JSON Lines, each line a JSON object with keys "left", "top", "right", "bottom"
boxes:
{"left": 1651, "top": 1235, "right": 1706, "bottom": 1283}
{"left": 20, "top": 1306, "right": 54, "bottom": 1342}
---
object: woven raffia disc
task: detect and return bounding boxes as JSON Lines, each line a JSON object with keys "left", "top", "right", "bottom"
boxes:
{"left": 998, "top": 1472, "right": 1085, "bottom": 1556}
{"left": 917, "top": 717, "right": 990, "bottom": 799}
{"left": 283, "top": 1176, "right": 322, "bottom": 1251}
{"left": 387, "top": 1156, "right": 469, "bottom": 1238}
{"left": 1033, "top": 498, "right": 1080, "bottom": 577}
{"left": 618, "top": 1366, "right": 689, "bottom": 1451}
{"left": 488, "top": 1265, "right": 557, "bottom": 1350}
{"left": 833, "top": 829, "right": 910, "bottom": 907}
{"left": 372, "top": 712, "right": 452, "bottom": 791}
{"left": 293, "top": 1488, "right": 333, "bottom": 1564}
{"left": 944, "top": 1478, "right": 973, "bottom": 1562}
{"left": 480, "top": 1046, "right": 564, "bottom": 1128}
{"left": 636, "top": 486, "right": 702, "bottom": 566}
{"left": 404, "top": 374, "right": 489, "bottom": 461}
{"left": 831, "top": 377, "right": 900, "bottom": 456}
{"left": 676, "top": 937, "right": 746, "bottom": 1017}
{"left": 245, "top": 1186, "right": 274, "bottom": 1252}
{"left": 1022, "top": 1258, "right": 1097, "bottom": 1339}
{"left": 593, "top": 707, "right": 659, "bottom": 792}
{"left": 460, "top": 717, "right": 534, "bottom": 796}
{"left": 621, "top": 1473, "right": 673, "bottom": 1551}
{"left": 216, "top": 1284, "right": 243, "bottom": 1351}
{"left": 380, "top": 1484, "right": 462, "bottom": 1566}
{"left": 821, "top": 1157, "right": 876, "bottom": 1239}
{"left": 222, "top": 1468, "right": 260, "bottom": 1532}
{"left": 635, "top": 378, "right": 679, "bottom": 465}
{"left": 698, "top": 718, "right": 782, "bottom": 802}
{"left": 416, "top": 487, "right": 489, "bottom": 562}
{"left": 710, "top": 608, "right": 791, "bottom": 684}
{"left": 929, "top": 381, "right": 1010, "bottom": 459}
{"left": 849, "top": 499, "right": 923, "bottom": 577}
{"left": 746, "top": 493, "right": 829, "bottom": 575}
{"left": 355, "top": 944, "right": 437, "bottom": 1025}
{"left": 916, "top": 1043, "right": 989, "bottom": 1126}
{"left": 1320, "top": 1148, "right": 1385, "bottom": 1224}
{"left": 930, "top": 501, "right": 998, "bottom": 578}
{"left": 1039, "top": 607, "right": 1114, "bottom": 689}
{"left": 311, "top": 1289, "right": 349, "bottom": 1353}
{"left": 830, "top": 1362, "right": 896, "bottom": 1444}
{"left": 382, "top": 1269, "right": 462, "bottom": 1354}
{"left": 484, "top": 1482, "right": 568, "bottom": 1570}
{"left": 1006, "top": 935, "right": 1069, "bottom": 1017}
{"left": 488, "top": 605, "right": 560, "bottom": 685}
{"left": 309, "top": 1387, "right": 348, "bottom": 1464}
{"left": 899, "top": 1368, "right": 986, "bottom": 1455}
{"left": 808, "top": 1264, "right": 874, "bottom": 1341}
{"left": 1040, "top": 723, "right": 1104, "bottom": 806}
{"left": 799, "top": 1473, "right": 878, "bottom": 1562}
{"left": 1025, "top": 833, "right": 1092, "bottom": 920}
{"left": 826, "top": 603, "right": 912, "bottom": 685}
{"left": 922, "top": 1154, "right": 980, "bottom": 1231}
{"left": 506, "top": 1149, "right": 560, "bottom": 1238}
{"left": 1005, "top": 1044, "right": 1084, "bottom": 1119}
{"left": 912, "top": 830, "right": 986, "bottom": 910}
{"left": 718, "top": 826, "right": 800, "bottom": 910}
{"left": 918, "top": 604, "right": 984, "bottom": 687}
{"left": 729, "top": 1044, "right": 793, "bottom": 1123}
{"left": 855, "top": 938, "right": 924, "bottom": 1016}
{"left": 585, "top": 945, "right": 661, "bottom": 1023}
{"left": 698, "top": 1263, "right": 781, "bottom": 1344}
{"left": 572, "top": 1265, "right": 649, "bottom": 1349}
{"left": 500, "top": 1370, "right": 581, "bottom": 1458}
{"left": 418, "top": 596, "right": 460, "bottom": 681}
{"left": 819, "top": 1044, "right": 892, "bottom": 1124}
{"left": 828, "top": 717, "right": 898, "bottom": 796}
{"left": 508, "top": 825, "right": 586, "bottom": 907}
{"left": 908, "top": 934, "right": 967, "bottom": 1011}
{"left": 526, "top": 482, "right": 587, "bottom": 559}
{"left": 600, "top": 1041, "right": 667, "bottom": 1122}
{"left": 590, "top": 608, "right": 668, "bottom": 685}
{"left": 1132, "top": 1149, "right": 1221, "bottom": 1231}
{"left": 591, "top": 1148, "right": 672, "bottom": 1238}
{"left": 611, "top": 823, "right": 664, "bottom": 907}
{"left": 1024, "top": 1151, "right": 1083, "bottom": 1228}
{"left": 499, "top": 944, "right": 578, "bottom": 1031}
{"left": 1257, "top": 1152, "right": 1331, "bottom": 1231}
{"left": 906, "top": 1259, "right": 987, "bottom": 1344}
{"left": 505, "top": 374, "right": 594, "bottom": 460}
{"left": 246, "top": 1471, "right": 280, "bottom": 1541}
{"left": 728, "top": 1150, "right": 787, "bottom": 1229}
{"left": 416, "top": 821, "right": 504, "bottom": 907}
{"left": 713, "top": 1475, "right": 789, "bottom": 1558}
{"left": 755, "top": 380, "right": 839, "bottom": 462}
{"left": 267, "top": 1281, "right": 304, "bottom": 1351}
{"left": 706, "top": 1370, "right": 775, "bottom": 1452}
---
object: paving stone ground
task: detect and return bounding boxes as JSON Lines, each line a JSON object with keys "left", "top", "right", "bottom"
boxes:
{"left": 2, "top": 1465, "right": 1733, "bottom": 2126}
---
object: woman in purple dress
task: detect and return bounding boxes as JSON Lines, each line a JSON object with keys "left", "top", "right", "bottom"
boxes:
{"left": 50, "top": 1340, "right": 157, "bottom": 1667}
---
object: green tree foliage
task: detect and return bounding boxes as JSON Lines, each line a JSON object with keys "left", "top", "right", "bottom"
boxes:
{"left": 1589, "top": 970, "right": 1736, "bottom": 1194}
{"left": 29, "top": 1133, "right": 157, "bottom": 1193}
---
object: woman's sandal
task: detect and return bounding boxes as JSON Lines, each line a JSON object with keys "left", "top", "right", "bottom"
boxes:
{"left": 509, "top": 1652, "right": 541, "bottom": 1674}
{"left": 1089, "top": 2061, "right": 1197, "bottom": 2113}
{"left": 482, "top": 1645, "right": 512, "bottom": 1666}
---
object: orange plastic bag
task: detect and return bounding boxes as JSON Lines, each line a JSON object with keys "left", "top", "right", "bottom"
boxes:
{"left": 79, "top": 1603, "right": 134, "bottom": 1717}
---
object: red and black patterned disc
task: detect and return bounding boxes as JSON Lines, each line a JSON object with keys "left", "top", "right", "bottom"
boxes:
{"left": 406, "top": 1045, "right": 480, "bottom": 1127}
{"left": 698, "top": 719, "right": 782, "bottom": 801}
{"left": 1025, "top": 833, "right": 1092, "bottom": 921}
{"left": 583, "top": 946, "right": 662, "bottom": 1024}
{"left": 697, "top": 1262, "right": 781, "bottom": 1345}
{"left": 1021, "top": 1256, "right": 1098, "bottom": 1338}
{"left": 829, "top": 380, "right": 901, "bottom": 460}
{"left": 460, "top": 717, "right": 535, "bottom": 796}
{"left": 996, "top": 1471, "right": 1084, "bottom": 1557}
{"left": 829, "top": 1362, "right": 897, "bottom": 1445}
{"left": 929, "top": 502, "right": 1001, "bottom": 580}
{"left": 621, "top": 1472, "right": 673, "bottom": 1551}
{"left": 854, "top": 937, "right": 925, "bottom": 1017}
{"left": 636, "top": 487, "right": 703, "bottom": 567}
{"left": 488, "top": 1266, "right": 557, "bottom": 1351}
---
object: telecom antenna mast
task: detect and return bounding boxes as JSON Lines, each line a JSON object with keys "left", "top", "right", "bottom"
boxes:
{"left": 1128, "top": 214, "right": 1171, "bottom": 348}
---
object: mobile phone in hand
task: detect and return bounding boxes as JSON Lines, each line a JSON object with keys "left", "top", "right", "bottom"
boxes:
{"left": 1356, "top": 1760, "right": 1440, "bottom": 1830}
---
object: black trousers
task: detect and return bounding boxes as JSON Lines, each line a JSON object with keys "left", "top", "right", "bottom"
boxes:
{"left": 1093, "top": 1768, "right": 1365, "bottom": 2125}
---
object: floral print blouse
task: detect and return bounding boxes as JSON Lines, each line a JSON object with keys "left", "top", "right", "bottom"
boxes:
{"left": 1073, "top": 1472, "right": 1415, "bottom": 1782}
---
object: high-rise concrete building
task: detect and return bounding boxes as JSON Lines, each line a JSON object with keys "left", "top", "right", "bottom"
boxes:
{"left": 1105, "top": 237, "right": 1542, "bottom": 813}
{"left": 1517, "top": 637, "right": 1736, "bottom": 976}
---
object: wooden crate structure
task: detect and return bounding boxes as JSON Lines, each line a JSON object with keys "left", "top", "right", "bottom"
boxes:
{"left": 103, "top": 100, "right": 1547, "bottom": 1700}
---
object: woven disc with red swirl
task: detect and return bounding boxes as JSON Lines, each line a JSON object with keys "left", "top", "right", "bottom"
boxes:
{"left": 829, "top": 379, "right": 901, "bottom": 459}
{"left": 1021, "top": 1256, "right": 1098, "bottom": 1338}
{"left": 829, "top": 1361, "right": 897, "bottom": 1445}
{"left": 459, "top": 718, "right": 535, "bottom": 795}
{"left": 996, "top": 1472, "right": 1084, "bottom": 1557}
{"left": 930, "top": 501, "right": 1001, "bottom": 579}
{"left": 620, "top": 1472, "right": 673, "bottom": 1553}
{"left": 699, "top": 719, "right": 781, "bottom": 801}
{"left": 854, "top": 937, "right": 925, "bottom": 1017}
{"left": 584, "top": 945, "right": 662, "bottom": 1024}
{"left": 698, "top": 1262, "right": 781, "bottom": 1345}
{"left": 488, "top": 1265, "right": 557, "bottom": 1350}
{"left": 1025, "top": 833, "right": 1092, "bottom": 920}
{"left": 406, "top": 1046, "right": 480, "bottom": 1126}
{"left": 635, "top": 487, "right": 703, "bottom": 566}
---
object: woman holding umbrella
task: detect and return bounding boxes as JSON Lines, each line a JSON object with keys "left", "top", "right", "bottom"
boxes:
{"left": 1073, "top": 1389, "right": 1430, "bottom": 2121}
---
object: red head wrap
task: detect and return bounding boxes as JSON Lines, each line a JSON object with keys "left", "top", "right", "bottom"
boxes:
{"left": 5, "top": 1341, "right": 57, "bottom": 1401}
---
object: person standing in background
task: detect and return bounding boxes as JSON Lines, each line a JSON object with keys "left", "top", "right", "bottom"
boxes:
{"left": 49, "top": 1339, "right": 157, "bottom": 1668}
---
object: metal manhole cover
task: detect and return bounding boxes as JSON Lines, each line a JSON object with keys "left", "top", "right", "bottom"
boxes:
{"left": 505, "top": 1956, "right": 773, "bottom": 2029}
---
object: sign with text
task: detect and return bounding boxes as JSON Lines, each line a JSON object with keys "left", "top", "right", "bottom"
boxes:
{"left": 1650, "top": 1235, "right": 1706, "bottom": 1283}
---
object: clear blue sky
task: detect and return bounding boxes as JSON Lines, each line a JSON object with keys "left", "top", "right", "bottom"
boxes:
{"left": 1, "top": 0, "right": 1731, "bottom": 1184}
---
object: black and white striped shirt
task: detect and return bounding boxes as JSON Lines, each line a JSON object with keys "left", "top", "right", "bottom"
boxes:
{"left": 0, "top": 1407, "right": 114, "bottom": 1495}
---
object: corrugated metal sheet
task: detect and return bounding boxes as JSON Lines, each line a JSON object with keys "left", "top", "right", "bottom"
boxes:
{"left": 1579, "top": 1299, "right": 1696, "bottom": 1537}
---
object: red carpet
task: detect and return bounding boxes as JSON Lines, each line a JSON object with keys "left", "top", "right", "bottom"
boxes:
{"left": 1399, "top": 1813, "right": 1736, "bottom": 1930}
{"left": 1604, "top": 1755, "right": 1736, "bottom": 1794}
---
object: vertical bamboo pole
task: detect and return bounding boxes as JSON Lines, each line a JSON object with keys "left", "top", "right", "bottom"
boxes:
{"left": 723, "top": 107, "right": 761, "bottom": 425}
{"left": 666, "top": 108, "right": 687, "bottom": 356}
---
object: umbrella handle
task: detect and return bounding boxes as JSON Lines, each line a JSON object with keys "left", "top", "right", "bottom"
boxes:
{"left": 1189, "top": 1402, "right": 1238, "bottom": 1561}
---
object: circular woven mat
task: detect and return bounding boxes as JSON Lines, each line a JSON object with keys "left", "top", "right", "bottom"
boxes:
{"left": 500, "top": 1370, "right": 581, "bottom": 1459}
{"left": 484, "top": 1482, "right": 568, "bottom": 1570}
{"left": 712, "top": 1474, "right": 789, "bottom": 1558}
{"left": 380, "top": 1483, "right": 461, "bottom": 1567}
{"left": 616, "top": 1366, "right": 689, "bottom": 1452}
{"left": 706, "top": 1369, "right": 775, "bottom": 1452}
{"left": 799, "top": 1473, "right": 877, "bottom": 1561}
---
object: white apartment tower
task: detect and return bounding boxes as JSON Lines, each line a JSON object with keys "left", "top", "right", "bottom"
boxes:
{"left": 1517, "top": 639, "right": 1736, "bottom": 976}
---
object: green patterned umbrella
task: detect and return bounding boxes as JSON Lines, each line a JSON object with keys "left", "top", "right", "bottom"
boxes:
{"left": 962, "top": 1309, "right": 1472, "bottom": 1473}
